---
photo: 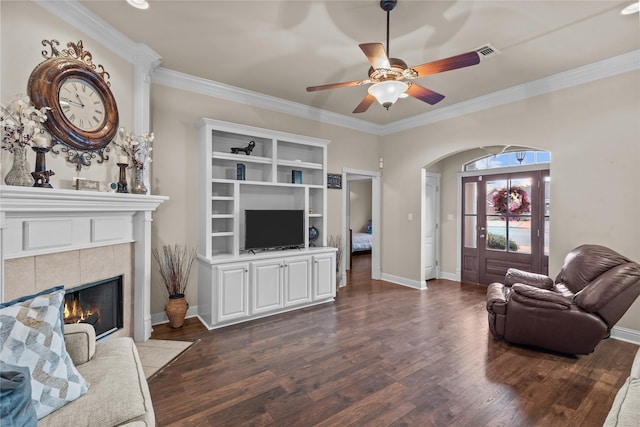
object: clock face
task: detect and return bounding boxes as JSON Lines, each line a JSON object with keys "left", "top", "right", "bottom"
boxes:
{"left": 58, "top": 77, "right": 107, "bottom": 132}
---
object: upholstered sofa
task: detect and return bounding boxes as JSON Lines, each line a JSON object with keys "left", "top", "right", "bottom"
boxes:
{"left": 39, "top": 323, "right": 155, "bottom": 427}
{"left": 604, "top": 346, "right": 640, "bottom": 426}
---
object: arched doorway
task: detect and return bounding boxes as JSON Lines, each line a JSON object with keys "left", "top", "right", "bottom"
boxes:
{"left": 421, "top": 147, "right": 550, "bottom": 285}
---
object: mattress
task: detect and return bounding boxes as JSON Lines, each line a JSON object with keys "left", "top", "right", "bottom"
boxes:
{"left": 352, "top": 232, "right": 372, "bottom": 252}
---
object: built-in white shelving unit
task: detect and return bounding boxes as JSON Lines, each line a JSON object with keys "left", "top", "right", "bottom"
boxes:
{"left": 195, "top": 118, "right": 336, "bottom": 329}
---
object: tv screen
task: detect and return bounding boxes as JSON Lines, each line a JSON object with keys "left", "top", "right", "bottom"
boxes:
{"left": 244, "top": 210, "right": 304, "bottom": 251}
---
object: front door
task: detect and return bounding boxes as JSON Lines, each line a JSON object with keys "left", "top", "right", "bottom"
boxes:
{"left": 461, "top": 170, "right": 549, "bottom": 285}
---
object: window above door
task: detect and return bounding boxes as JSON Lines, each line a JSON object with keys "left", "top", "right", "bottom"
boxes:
{"left": 465, "top": 150, "right": 550, "bottom": 171}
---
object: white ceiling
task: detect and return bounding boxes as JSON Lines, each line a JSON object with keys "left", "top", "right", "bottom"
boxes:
{"left": 81, "top": 0, "right": 640, "bottom": 125}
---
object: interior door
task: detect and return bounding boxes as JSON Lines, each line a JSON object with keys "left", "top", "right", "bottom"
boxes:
{"left": 423, "top": 172, "right": 439, "bottom": 280}
{"left": 462, "top": 170, "right": 549, "bottom": 285}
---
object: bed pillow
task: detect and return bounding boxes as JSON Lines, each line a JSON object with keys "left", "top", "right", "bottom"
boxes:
{"left": 0, "top": 286, "right": 88, "bottom": 419}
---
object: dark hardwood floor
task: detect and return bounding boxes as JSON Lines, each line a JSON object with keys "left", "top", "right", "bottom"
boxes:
{"left": 149, "top": 254, "right": 638, "bottom": 426}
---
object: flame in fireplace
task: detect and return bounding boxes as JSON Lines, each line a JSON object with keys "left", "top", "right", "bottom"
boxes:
{"left": 64, "top": 298, "right": 101, "bottom": 326}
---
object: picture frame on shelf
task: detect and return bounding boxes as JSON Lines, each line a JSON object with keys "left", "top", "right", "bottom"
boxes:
{"left": 327, "top": 173, "right": 342, "bottom": 189}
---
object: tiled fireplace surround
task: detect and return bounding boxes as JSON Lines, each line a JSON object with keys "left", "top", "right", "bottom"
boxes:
{"left": 0, "top": 186, "right": 167, "bottom": 341}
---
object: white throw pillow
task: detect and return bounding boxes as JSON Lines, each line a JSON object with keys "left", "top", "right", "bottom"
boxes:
{"left": 0, "top": 286, "right": 88, "bottom": 419}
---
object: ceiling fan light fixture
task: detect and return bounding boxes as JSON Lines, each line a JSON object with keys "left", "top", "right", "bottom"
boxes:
{"left": 621, "top": 2, "right": 639, "bottom": 14}
{"left": 127, "top": 0, "right": 150, "bottom": 10}
{"left": 368, "top": 80, "right": 408, "bottom": 109}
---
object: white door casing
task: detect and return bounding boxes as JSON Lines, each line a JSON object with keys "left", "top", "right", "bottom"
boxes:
{"left": 341, "top": 168, "right": 381, "bottom": 285}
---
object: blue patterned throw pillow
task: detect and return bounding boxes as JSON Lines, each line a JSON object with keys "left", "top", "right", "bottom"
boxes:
{"left": 0, "top": 287, "right": 88, "bottom": 419}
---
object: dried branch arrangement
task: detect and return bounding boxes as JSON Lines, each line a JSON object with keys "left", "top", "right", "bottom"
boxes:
{"left": 328, "top": 235, "right": 343, "bottom": 272}
{"left": 152, "top": 244, "right": 196, "bottom": 297}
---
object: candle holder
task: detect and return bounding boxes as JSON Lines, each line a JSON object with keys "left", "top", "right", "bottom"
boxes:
{"left": 31, "top": 146, "right": 55, "bottom": 188}
{"left": 117, "top": 163, "right": 129, "bottom": 193}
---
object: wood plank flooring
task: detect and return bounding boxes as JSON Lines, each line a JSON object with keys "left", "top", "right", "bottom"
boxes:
{"left": 149, "top": 254, "right": 638, "bottom": 426}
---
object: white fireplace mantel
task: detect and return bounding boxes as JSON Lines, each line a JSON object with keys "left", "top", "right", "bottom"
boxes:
{"left": 0, "top": 185, "right": 168, "bottom": 341}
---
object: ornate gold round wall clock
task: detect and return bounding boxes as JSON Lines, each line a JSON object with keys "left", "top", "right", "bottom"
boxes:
{"left": 28, "top": 39, "right": 119, "bottom": 170}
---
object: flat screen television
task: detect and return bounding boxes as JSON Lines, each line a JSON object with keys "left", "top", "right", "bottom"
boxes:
{"left": 244, "top": 209, "right": 304, "bottom": 251}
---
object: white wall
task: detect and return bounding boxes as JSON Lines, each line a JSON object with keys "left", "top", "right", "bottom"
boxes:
{"left": 349, "top": 180, "right": 372, "bottom": 233}
{"left": 381, "top": 70, "right": 640, "bottom": 331}
{"left": 149, "top": 83, "right": 380, "bottom": 313}
{"left": 3, "top": 1, "right": 639, "bottom": 335}
{"left": 0, "top": 1, "right": 134, "bottom": 189}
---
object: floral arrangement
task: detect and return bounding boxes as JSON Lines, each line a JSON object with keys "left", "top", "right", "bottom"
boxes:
{"left": 152, "top": 244, "right": 196, "bottom": 297}
{"left": 492, "top": 185, "right": 531, "bottom": 216}
{"left": 0, "top": 95, "right": 49, "bottom": 152}
{"left": 114, "top": 127, "right": 154, "bottom": 169}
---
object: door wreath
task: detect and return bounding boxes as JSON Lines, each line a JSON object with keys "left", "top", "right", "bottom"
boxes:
{"left": 492, "top": 185, "right": 530, "bottom": 215}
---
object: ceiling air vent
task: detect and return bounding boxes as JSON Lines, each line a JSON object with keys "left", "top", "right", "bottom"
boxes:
{"left": 474, "top": 43, "right": 501, "bottom": 60}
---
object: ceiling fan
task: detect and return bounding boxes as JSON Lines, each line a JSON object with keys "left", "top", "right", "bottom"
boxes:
{"left": 306, "top": 0, "right": 481, "bottom": 113}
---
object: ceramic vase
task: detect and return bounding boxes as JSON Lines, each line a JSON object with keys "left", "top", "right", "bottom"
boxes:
{"left": 165, "top": 294, "right": 188, "bottom": 328}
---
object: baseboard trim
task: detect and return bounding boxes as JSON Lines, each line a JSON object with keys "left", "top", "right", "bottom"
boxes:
{"left": 611, "top": 326, "right": 640, "bottom": 346}
{"left": 380, "top": 273, "right": 426, "bottom": 290}
{"left": 440, "top": 272, "right": 459, "bottom": 282}
{"left": 151, "top": 305, "right": 199, "bottom": 326}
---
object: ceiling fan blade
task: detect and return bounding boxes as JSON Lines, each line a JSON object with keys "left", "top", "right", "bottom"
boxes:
{"left": 406, "top": 83, "right": 445, "bottom": 105}
{"left": 412, "top": 51, "right": 480, "bottom": 77}
{"left": 306, "top": 79, "right": 368, "bottom": 92}
{"left": 359, "top": 43, "right": 391, "bottom": 70}
{"left": 353, "top": 94, "right": 376, "bottom": 113}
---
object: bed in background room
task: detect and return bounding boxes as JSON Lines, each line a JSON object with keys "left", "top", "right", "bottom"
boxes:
{"left": 351, "top": 230, "right": 372, "bottom": 254}
{"left": 350, "top": 221, "right": 373, "bottom": 265}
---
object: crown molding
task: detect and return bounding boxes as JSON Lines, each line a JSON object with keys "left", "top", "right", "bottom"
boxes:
{"left": 151, "top": 68, "right": 384, "bottom": 135}
{"left": 381, "top": 49, "right": 640, "bottom": 135}
{"left": 35, "top": 1, "right": 639, "bottom": 137}
{"left": 33, "top": 0, "right": 161, "bottom": 66}
{"left": 154, "top": 50, "right": 639, "bottom": 137}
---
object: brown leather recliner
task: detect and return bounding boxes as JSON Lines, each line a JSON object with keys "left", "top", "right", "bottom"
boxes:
{"left": 486, "top": 244, "right": 640, "bottom": 355}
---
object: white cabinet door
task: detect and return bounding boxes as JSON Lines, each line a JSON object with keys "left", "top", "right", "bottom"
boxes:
{"left": 251, "top": 259, "right": 283, "bottom": 314}
{"left": 217, "top": 263, "right": 249, "bottom": 322}
{"left": 313, "top": 253, "right": 335, "bottom": 300}
{"left": 284, "top": 256, "right": 311, "bottom": 307}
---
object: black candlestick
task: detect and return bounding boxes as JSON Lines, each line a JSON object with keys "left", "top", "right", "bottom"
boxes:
{"left": 117, "top": 163, "right": 129, "bottom": 193}
{"left": 31, "top": 146, "right": 54, "bottom": 188}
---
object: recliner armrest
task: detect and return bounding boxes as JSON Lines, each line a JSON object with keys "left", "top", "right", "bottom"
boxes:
{"left": 511, "top": 283, "right": 572, "bottom": 310}
{"left": 505, "top": 268, "right": 554, "bottom": 289}
{"left": 486, "top": 283, "right": 508, "bottom": 314}
{"left": 63, "top": 323, "right": 96, "bottom": 366}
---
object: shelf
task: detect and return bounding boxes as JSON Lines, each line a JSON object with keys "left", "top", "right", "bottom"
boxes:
{"left": 211, "top": 178, "right": 322, "bottom": 189}
{"left": 277, "top": 159, "right": 323, "bottom": 170}
{"left": 211, "top": 231, "right": 234, "bottom": 237}
{"left": 212, "top": 151, "right": 271, "bottom": 164}
{"left": 198, "top": 118, "right": 329, "bottom": 259}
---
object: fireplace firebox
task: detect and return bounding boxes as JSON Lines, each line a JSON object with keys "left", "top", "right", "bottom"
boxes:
{"left": 64, "top": 276, "right": 123, "bottom": 340}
